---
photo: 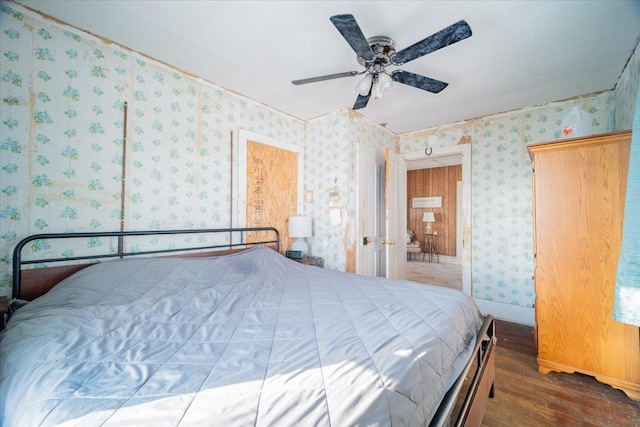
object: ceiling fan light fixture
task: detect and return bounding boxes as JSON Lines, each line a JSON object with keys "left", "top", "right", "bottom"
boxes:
{"left": 356, "top": 74, "right": 373, "bottom": 96}
{"left": 377, "top": 72, "right": 393, "bottom": 93}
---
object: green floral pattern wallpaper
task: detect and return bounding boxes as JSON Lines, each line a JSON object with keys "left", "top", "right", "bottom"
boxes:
{"left": 0, "top": 1, "right": 638, "bottom": 315}
{"left": 0, "top": 3, "right": 395, "bottom": 295}
{"left": 615, "top": 40, "right": 639, "bottom": 131}
{"left": 0, "top": 3, "right": 309, "bottom": 293}
{"left": 398, "top": 89, "right": 630, "bottom": 310}
{"left": 303, "top": 112, "right": 395, "bottom": 268}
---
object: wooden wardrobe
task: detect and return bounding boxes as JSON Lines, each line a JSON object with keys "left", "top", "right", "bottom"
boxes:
{"left": 528, "top": 130, "right": 640, "bottom": 401}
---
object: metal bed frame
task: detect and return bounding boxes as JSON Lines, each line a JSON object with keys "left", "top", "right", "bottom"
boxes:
{"left": 10, "top": 227, "right": 494, "bottom": 427}
{"left": 12, "top": 227, "right": 280, "bottom": 300}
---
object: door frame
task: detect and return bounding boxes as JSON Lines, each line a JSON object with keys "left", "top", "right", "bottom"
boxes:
{"left": 404, "top": 143, "right": 472, "bottom": 297}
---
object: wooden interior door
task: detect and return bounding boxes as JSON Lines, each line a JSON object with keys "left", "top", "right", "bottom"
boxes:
{"left": 385, "top": 148, "right": 406, "bottom": 280}
{"left": 358, "top": 144, "right": 385, "bottom": 277}
{"left": 246, "top": 140, "right": 298, "bottom": 253}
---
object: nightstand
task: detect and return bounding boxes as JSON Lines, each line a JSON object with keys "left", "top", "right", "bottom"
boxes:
{"left": 294, "top": 256, "right": 324, "bottom": 268}
{"left": 0, "top": 296, "right": 8, "bottom": 332}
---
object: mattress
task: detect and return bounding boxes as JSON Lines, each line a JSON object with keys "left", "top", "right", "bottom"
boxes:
{"left": 0, "top": 246, "right": 482, "bottom": 426}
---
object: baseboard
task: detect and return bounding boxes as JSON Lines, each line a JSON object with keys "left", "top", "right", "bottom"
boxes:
{"left": 473, "top": 298, "right": 535, "bottom": 326}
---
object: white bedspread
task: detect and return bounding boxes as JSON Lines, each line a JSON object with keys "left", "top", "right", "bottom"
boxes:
{"left": 0, "top": 246, "right": 482, "bottom": 426}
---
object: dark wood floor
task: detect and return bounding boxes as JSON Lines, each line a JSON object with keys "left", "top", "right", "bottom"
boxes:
{"left": 482, "top": 320, "right": 640, "bottom": 427}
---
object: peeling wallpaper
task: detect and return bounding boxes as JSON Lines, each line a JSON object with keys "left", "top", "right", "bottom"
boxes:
{"left": 0, "top": 3, "right": 393, "bottom": 294}
{"left": 0, "top": 1, "right": 638, "bottom": 316}
{"left": 615, "top": 37, "right": 640, "bottom": 130}
{"left": 0, "top": 4, "right": 306, "bottom": 293}
{"left": 303, "top": 111, "right": 395, "bottom": 272}
{"left": 398, "top": 90, "right": 624, "bottom": 310}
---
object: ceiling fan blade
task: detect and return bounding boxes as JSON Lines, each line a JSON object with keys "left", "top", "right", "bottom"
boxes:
{"left": 392, "top": 20, "right": 472, "bottom": 65}
{"left": 392, "top": 70, "right": 448, "bottom": 93}
{"left": 330, "top": 14, "right": 374, "bottom": 61}
{"left": 292, "top": 70, "right": 361, "bottom": 85}
{"left": 353, "top": 91, "right": 371, "bottom": 110}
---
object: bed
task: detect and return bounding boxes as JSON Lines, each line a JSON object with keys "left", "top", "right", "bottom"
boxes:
{"left": 1, "top": 228, "right": 495, "bottom": 426}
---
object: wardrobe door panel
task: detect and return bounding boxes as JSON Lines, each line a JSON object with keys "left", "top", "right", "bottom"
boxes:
{"left": 529, "top": 131, "right": 640, "bottom": 401}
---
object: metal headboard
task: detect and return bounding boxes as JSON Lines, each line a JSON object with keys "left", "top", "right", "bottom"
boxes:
{"left": 12, "top": 227, "right": 280, "bottom": 299}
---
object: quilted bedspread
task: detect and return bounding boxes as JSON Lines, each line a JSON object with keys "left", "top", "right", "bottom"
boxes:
{"left": 0, "top": 246, "right": 482, "bottom": 426}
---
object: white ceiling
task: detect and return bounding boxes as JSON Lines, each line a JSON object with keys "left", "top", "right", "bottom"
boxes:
{"left": 15, "top": 0, "right": 640, "bottom": 135}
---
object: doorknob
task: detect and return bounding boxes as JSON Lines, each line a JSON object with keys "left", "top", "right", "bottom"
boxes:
{"left": 382, "top": 239, "right": 396, "bottom": 245}
{"left": 363, "top": 237, "right": 372, "bottom": 245}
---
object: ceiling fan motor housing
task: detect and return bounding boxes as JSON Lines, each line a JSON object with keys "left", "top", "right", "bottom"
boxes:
{"left": 358, "top": 36, "right": 396, "bottom": 70}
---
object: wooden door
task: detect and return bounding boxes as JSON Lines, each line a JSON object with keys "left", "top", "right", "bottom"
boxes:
{"left": 357, "top": 144, "right": 386, "bottom": 277}
{"left": 385, "top": 148, "right": 406, "bottom": 280}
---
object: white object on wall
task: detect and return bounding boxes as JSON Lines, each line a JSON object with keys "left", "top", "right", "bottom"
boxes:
{"left": 329, "top": 207, "right": 342, "bottom": 226}
{"left": 412, "top": 196, "right": 442, "bottom": 208}
{"left": 560, "top": 106, "right": 592, "bottom": 138}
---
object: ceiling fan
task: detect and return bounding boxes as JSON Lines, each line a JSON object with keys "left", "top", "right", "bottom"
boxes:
{"left": 292, "top": 14, "right": 472, "bottom": 110}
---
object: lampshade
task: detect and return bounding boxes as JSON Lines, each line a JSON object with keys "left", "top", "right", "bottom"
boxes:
{"left": 289, "top": 216, "right": 312, "bottom": 238}
{"left": 355, "top": 74, "right": 373, "bottom": 96}
{"left": 422, "top": 212, "right": 435, "bottom": 222}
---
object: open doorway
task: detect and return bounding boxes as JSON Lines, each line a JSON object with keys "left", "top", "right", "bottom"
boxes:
{"left": 403, "top": 144, "right": 472, "bottom": 297}
{"left": 406, "top": 160, "right": 462, "bottom": 290}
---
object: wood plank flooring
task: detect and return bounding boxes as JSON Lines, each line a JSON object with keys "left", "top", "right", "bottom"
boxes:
{"left": 482, "top": 320, "right": 640, "bottom": 426}
{"left": 405, "top": 260, "right": 462, "bottom": 291}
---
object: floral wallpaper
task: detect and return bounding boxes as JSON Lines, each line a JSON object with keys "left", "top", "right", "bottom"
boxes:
{"left": 0, "top": 3, "right": 305, "bottom": 295}
{"left": 399, "top": 90, "right": 622, "bottom": 310}
{"left": 615, "top": 37, "right": 640, "bottom": 131}
{"left": 303, "top": 111, "right": 395, "bottom": 271}
{"left": 0, "top": 1, "right": 637, "bottom": 312}
{"left": 303, "top": 113, "right": 350, "bottom": 269}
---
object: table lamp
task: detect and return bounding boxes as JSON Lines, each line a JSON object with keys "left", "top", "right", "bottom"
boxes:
{"left": 423, "top": 212, "right": 435, "bottom": 234}
{"left": 288, "top": 215, "right": 312, "bottom": 256}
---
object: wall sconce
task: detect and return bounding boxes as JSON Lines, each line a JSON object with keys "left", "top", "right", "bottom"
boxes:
{"left": 423, "top": 212, "right": 435, "bottom": 234}
{"left": 288, "top": 216, "right": 312, "bottom": 256}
